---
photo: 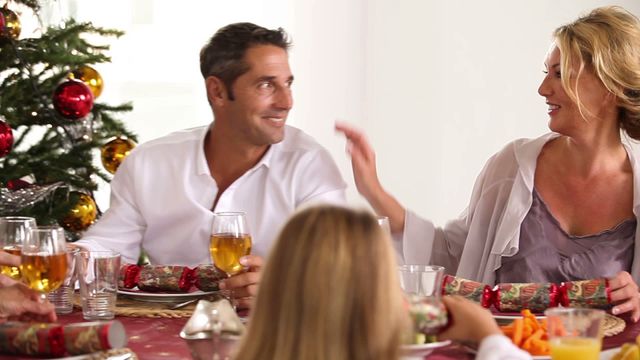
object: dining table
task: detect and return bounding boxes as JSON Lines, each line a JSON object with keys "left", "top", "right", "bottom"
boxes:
{"left": 4, "top": 301, "right": 640, "bottom": 359}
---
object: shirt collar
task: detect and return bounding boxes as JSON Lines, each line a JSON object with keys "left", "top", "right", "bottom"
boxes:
{"left": 195, "top": 124, "right": 280, "bottom": 176}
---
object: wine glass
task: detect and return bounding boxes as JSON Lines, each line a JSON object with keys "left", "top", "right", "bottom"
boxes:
{"left": 0, "top": 216, "right": 37, "bottom": 280}
{"left": 210, "top": 212, "right": 252, "bottom": 276}
{"left": 20, "top": 226, "right": 68, "bottom": 301}
{"left": 377, "top": 216, "right": 391, "bottom": 235}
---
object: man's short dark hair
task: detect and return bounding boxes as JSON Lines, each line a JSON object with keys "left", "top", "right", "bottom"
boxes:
{"left": 199, "top": 22, "right": 291, "bottom": 100}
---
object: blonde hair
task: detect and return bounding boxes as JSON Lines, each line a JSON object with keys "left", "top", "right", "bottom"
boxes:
{"left": 553, "top": 6, "right": 640, "bottom": 139}
{"left": 234, "top": 206, "right": 408, "bottom": 360}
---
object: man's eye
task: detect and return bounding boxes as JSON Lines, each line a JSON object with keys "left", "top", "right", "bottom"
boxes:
{"left": 258, "top": 82, "right": 273, "bottom": 90}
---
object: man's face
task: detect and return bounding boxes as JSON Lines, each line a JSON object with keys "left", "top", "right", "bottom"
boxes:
{"left": 223, "top": 45, "right": 294, "bottom": 146}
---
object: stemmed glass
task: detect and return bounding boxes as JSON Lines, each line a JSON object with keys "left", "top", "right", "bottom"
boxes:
{"left": 210, "top": 212, "right": 252, "bottom": 276}
{"left": 377, "top": 216, "right": 391, "bottom": 235}
{"left": 398, "top": 265, "right": 448, "bottom": 338}
{"left": 0, "top": 216, "right": 37, "bottom": 280}
{"left": 20, "top": 226, "right": 68, "bottom": 301}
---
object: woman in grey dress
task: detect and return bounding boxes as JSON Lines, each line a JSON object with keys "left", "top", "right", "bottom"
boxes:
{"left": 337, "top": 6, "right": 640, "bottom": 322}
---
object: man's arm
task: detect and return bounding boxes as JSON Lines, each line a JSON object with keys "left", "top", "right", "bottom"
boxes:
{"left": 75, "top": 156, "right": 145, "bottom": 264}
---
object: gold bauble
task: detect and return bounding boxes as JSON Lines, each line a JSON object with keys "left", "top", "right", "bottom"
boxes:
{"left": 60, "top": 192, "right": 97, "bottom": 232}
{"left": 69, "top": 65, "right": 104, "bottom": 98}
{"left": 1, "top": 8, "right": 21, "bottom": 40}
{"left": 101, "top": 137, "right": 136, "bottom": 174}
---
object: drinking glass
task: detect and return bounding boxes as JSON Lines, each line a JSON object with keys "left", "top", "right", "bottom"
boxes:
{"left": 545, "top": 308, "right": 605, "bottom": 360}
{"left": 0, "top": 216, "right": 36, "bottom": 280}
{"left": 398, "top": 265, "right": 444, "bottom": 298}
{"left": 398, "top": 265, "right": 447, "bottom": 339}
{"left": 20, "top": 226, "right": 68, "bottom": 301}
{"left": 210, "top": 212, "right": 252, "bottom": 276}
{"left": 77, "top": 250, "right": 121, "bottom": 320}
{"left": 47, "top": 245, "right": 80, "bottom": 314}
{"left": 377, "top": 216, "right": 391, "bottom": 235}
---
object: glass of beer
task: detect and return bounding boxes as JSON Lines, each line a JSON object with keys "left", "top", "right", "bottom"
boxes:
{"left": 0, "top": 216, "right": 37, "bottom": 280}
{"left": 210, "top": 212, "right": 252, "bottom": 276}
{"left": 20, "top": 226, "right": 68, "bottom": 300}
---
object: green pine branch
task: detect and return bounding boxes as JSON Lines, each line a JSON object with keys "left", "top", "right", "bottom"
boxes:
{"left": 0, "top": 4, "right": 136, "bottom": 236}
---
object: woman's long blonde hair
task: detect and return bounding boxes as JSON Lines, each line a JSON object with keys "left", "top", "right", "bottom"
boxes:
{"left": 234, "top": 206, "right": 408, "bottom": 360}
{"left": 553, "top": 6, "right": 640, "bottom": 139}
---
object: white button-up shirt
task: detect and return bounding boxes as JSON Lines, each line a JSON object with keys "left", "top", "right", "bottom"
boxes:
{"left": 76, "top": 125, "right": 347, "bottom": 265}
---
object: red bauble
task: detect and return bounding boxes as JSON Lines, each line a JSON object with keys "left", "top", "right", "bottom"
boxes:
{"left": 53, "top": 80, "right": 94, "bottom": 120}
{"left": 7, "top": 179, "right": 30, "bottom": 190}
{"left": 0, "top": 120, "right": 13, "bottom": 157}
{"left": 0, "top": 11, "right": 5, "bottom": 33}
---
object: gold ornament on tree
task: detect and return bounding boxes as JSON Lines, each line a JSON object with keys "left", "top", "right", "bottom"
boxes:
{"left": 69, "top": 65, "right": 104, "bottom": 98}
{"left": 101, "top": 137, "right": 136, "bottom": 174}
{"left": 60, "top": 192, "right": 97, "bottom": 232}
{"left": 0, "top": 7, "right": 21, "bottom": 39}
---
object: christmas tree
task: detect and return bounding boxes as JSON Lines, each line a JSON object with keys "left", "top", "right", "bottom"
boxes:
{"left": 0, "top": 0, "right": 137, "bottom": 239}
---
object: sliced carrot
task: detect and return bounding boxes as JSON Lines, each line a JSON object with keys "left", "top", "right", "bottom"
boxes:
{"left": 512, "top": 318, "right": 524, "bottom": 347}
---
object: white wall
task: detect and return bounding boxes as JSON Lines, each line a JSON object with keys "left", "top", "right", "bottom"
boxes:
{"left": 64, "top": 1, "right": 640, "bottom": 224}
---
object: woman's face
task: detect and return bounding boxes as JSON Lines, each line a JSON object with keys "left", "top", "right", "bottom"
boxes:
{"left": 537, "top": 45, "right": 617, "bottom": 136}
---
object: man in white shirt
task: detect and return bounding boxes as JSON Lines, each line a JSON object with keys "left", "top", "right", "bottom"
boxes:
{"left": 76, "top": 23, "right": 347, "bottom": 309}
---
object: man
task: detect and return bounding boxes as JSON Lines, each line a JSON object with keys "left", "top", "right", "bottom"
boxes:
{"left": 76, "top": 23, "right": 346, "bottom": 309}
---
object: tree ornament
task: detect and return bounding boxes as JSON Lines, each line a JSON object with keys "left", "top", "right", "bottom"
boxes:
{"left": 69, "top": 65, "right": 104, "bottom": 98}
{"left": 60, "top": 192, "right": 97, "bottom": 232}
{"left": 101, "top": 137, "right": 136, "bottom": 174}
{"left": 0, "top": 11, "right": 5, "bottom": 33}
{"left": 0, "top": 119, "right": 14, "bottom": 157}
{"left": 6, "top": 179, "right": 31, "bottom": 191}
{"left": 53, "top": 80, "right": 94, "bottom": 120}
{"left": 0, "top": 182, "right": 66, "bottom": 214}
{"left": 0, "top": 7, "right": 20, "bottom": 39}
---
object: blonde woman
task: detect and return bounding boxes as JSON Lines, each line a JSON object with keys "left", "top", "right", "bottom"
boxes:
{"left": 234, "top": 206, "right": 408, "bottom": 360}
{"left": 337, "top": 5, "right": 640, "bottom": 322}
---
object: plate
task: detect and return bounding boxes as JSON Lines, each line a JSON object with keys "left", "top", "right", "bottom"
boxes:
{"left": 400, "top": 339, "right": 451, "bottom": 359}
{"left": 492, "top": 313, "right": 546, "bottom": 325}
{"left": 118, "top": 287, "right": 217, "bottom": 303}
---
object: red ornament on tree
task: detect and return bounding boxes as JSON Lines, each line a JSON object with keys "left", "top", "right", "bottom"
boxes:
{"left": 7, "top": 178, "right": 30, "bottom": 190}
{"left": 0, "top": 11, "right": 5, "bottom": 33}
{"left": 0, "top": 119, "right": 13, "bottom": 157}
{"left": 53, "top": 80, "right": 94, "bottom": 120}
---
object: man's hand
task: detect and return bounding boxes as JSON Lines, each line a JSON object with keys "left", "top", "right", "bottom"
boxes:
{"left": 609, "top": 271, "right": 640, "bottom": 322}
{"left": 0, "top": 283, "right": 57, "bottom": 323}
{"left": 218, "top": 255, "right": 263, "bottom": 310}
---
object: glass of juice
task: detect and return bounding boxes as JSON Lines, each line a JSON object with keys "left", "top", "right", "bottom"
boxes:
{"left": 20, "top": 226, "right": 68, "bottom": 301}
{"left": 0, "top": 216, "right": 37, "bottom": 280}
{"left": 544, "top": 307, "right": 605, "bottom": 360}
{"left": 210, "top": 212, "right": 252, "bottom": 276}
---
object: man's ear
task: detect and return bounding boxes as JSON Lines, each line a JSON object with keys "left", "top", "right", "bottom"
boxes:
{"left": 205, "top": 76, "right": 228, "bottom": 106}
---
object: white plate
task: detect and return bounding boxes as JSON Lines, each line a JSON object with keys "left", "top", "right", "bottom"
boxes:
{"left": 118, "top": 287, "right": 217, "bottom": 303}
{"left": 493, "top": 313, "right": 546, "bottom": 325}
{"left": 400, "top": 339, "right": 451, "bottom": 359}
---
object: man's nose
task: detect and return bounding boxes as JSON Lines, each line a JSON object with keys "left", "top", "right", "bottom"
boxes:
{"left": 274, "top": 87, "right": 293, "bottom": 110}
